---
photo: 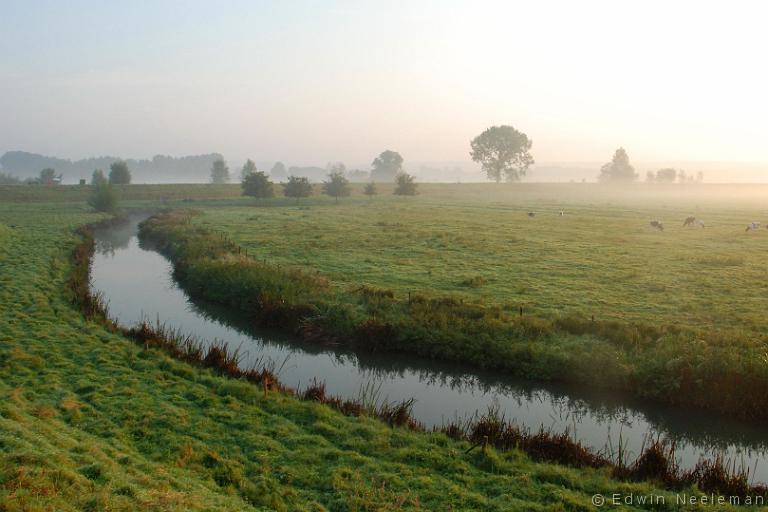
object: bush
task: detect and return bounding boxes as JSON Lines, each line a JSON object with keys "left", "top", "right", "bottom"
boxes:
{"left": 88, "top": 182, "right": 117, "bottom": 212}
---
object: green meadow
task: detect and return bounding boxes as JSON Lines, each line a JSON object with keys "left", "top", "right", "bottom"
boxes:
{"left": 1, "top": 184, "right": 767, "bottom": 510}
{"left": 0, "top": 194, "right": 692, "bottom": 512}
{"left": 195, "top": 183, "right": 768, "bottom": 333}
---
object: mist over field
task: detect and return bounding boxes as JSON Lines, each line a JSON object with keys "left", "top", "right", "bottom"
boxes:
{"left": 5, "top": 1, "right": 768, "bottom": 510}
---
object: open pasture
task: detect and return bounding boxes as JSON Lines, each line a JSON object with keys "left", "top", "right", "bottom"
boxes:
{"left": 195, "top": 183, "right": 768, "bottom": 334}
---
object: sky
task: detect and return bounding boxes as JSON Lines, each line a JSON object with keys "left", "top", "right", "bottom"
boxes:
{"left": 2, "top": 0, "right": 768, "bottom": 174}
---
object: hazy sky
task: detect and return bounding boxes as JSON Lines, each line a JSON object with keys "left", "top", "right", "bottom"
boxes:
{"left": 2, "top": 0, "right": 768, "bottom": 168}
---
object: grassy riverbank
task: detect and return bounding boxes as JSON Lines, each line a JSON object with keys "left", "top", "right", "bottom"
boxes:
{"left": 138, "top": 184, "right": 768, "bottom": 422}
{"left": 0, "top": 199, "right": 703, "bottom": 511}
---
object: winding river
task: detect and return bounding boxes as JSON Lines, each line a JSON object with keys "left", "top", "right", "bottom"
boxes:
{"left": 91, "top": 214, "right": 768, "bottom": 483}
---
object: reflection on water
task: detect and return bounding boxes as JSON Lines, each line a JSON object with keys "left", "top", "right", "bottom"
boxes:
{"left": 91, "top": 214, "right": 768, "bottom": 482}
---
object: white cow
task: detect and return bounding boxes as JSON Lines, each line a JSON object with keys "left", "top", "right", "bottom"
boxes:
{"left": 746, "top": 222, "right": 761, "bottom": 232}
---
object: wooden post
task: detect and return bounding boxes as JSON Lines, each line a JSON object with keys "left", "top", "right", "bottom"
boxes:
{"left": 519, "top": 306, "right": 523, "bottom": 317}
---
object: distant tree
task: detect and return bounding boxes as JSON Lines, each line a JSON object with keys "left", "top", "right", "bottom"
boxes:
{"left": 39, "top": 168, "right": 61, "bottom": 185}
{"left": 241, "top": 171, "right": 274, "bottom": 199}
{"left": 696, "top": 171, "right": 704, "bottom": 183}
{"left": 598, "top": 148, "right": 637, "bottom": 183}
{"left": 347, "top": 169, "right": 370, "bottom": 182}
{"left": 109, "top": 161, "right": 131, "bottom": 184}
{"left": 327, "top": 161, "right": 347, "bottom": 175}
{"left": 210, "top": 159, "right": 230, "bottom": 184}
{"left": 270, "top": 161, "right": 288, "bottom": 181}
{"left": 363, "top": 181, "right": 377, "bottom": 198}
{"left": 322, "top": 170, "right": 351, "bottom": 203}
{"left": 88, "top": 181, "right": 117, "bottom": 212}
{"left": 91, "top": 169, "right": 107, "bottom": 186}
{"left": 0, "top": 172, "right": 20, "bottom": 185}
{"left": 394, "top": 172, "right": 418, "bottom": 196}
{"left": 371, "top": 150, "right": 403, "bottom": 182}
{"left": 470, "top": 125, "right": 534, "bottom": 183}
{"left": 283, "top": 175, "right": 313, "bottom": 201}
{"left": 645, "top": 171, "right": 655, "bottom": 183}
{"left": 655, "top": 168, "right": 677, "bottom": 183}
{"left": 677, "top": 169, "right": 687, "bottom": 183}
{"left": 240, "top": 159, "right": 257, "bottom": 182}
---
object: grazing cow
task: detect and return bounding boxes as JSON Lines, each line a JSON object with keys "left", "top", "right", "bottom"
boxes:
{"left": 746, "top": 222, "right": 761, "bottom": 232}
{"left": 650, "top": 220, "right": 664, "bottom": 231}
{"left": 558, "top": 211, "right": 565, "bottom": 216}
{"left": 697, "top": 219, "right": 705, "bottom": 228}
{"left": 683, "top": 216, "right": 696, "bottom": 227}
{"left": 527, "top": 212, "right": 536, "bottom": 218}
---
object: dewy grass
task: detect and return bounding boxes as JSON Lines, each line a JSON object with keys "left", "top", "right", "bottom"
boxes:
{"left": 0, "top": 199, "right": 688, "bottom": 511}
{"left": 139, "top": 207, "right": 768, "bottom": 421}
{"left": 3, "top": 188, "right": 768, "bottom": 510}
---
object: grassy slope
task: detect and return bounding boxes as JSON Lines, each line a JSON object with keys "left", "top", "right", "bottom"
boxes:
{"left": 0, "top": 201, "right": 693, "bottom": 510}
{"left": 195, "top": 183, "right": 768, "bottom": 333}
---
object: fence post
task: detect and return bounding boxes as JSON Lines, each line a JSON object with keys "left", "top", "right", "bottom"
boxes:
{"left": 519, "top": 306, "right": 523, "bottom": 318}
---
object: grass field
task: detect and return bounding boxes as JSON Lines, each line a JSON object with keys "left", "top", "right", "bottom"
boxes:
{"left": 0, "top": 197, "right": 696, "bottom": 511}
{"left": 194, "top": 183, "right": 768, "bottom": 333}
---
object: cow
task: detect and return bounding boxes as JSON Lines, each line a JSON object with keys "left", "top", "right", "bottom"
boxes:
{"left": 650, "top": 220, "right": 664, "bottom": 231}
{"left": 746, "top": 222, "right": 761, "bottom": 232}
{"left": 558, "top": 211, "right": 565, "bottom": 216}
{"left": 683, "top": 216, "right": 696, "bottom": 227}
{"left": 527, "top": 212, "right": 536, "bottom": 218}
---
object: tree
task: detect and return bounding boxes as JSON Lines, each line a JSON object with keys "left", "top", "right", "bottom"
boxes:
{"left": 394, "top": 172, "right": 418, "bottom": 196}
{"left": 371, "top": 150, "right": 403, "bottom": 182}
{"left": 39, "top": 168, "right": 61, "bottom": 185}
{"left": 109, "top": 161, "right": 131, "bottom": 184}
{"left": 363, "top": 182, "right": 377, "bottom": 198}
{"left": 322, "top": 170, "right": 350, "bottom": 203}
{"left": 327, "top": 161, "right": 347, "bottom": 175}
{"left": 210, "top": 159, "right": 230, "bottom": 184}
{"left": 270, "top": 161, "right": 287, "bottom": 181}
{"left": 0, "top": 172, "right": 20, "bottom": 185}
{"left": 240, "top": 159, "right": 257, "bottom": 182}
{"left": 696, "top": 171, "right": 704, "bottom": 183}
{"left": 88, "top": 181, "right": 117, "bottom": 212}
{"left": 655, "top": 168, "right": 677, "bottom": 183}
{"left": 645, "top": 171, "right": 655, "bottom": 183}
{"left": 283, "top": 175, "right": 312, "bottom": 201}
{"left": 91, "top": 169, "right": 107, "bottom": 186}
{"left": 597, "top": 148, "right": 637, "bottom": 183}
{"left": 241, "top": 171, "right": 274, "bottom": 199}
{"left": 470, "top": 125, "right": 534, "bottom": 183}
{"left": 677, "top": 169, "right": 687, "bottom": 183}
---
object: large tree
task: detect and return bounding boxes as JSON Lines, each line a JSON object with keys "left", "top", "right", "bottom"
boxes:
{"left": 241, "top": 170, "right": 274, "bottom": 199}
{"left": 240, "top": 159, "right": 257, "bottom": 181}
{"left": 598, "top": 148, "right": 637, "bottom": 183}
{"left": 322, "top": 170, "right": 351, "bottom": 203}
{"left": 371, "top": 150, "right": 403, "bottom": 182}
{"left": 283, "top": 175, "right": 313, "bottom": 201}
{"left": 210, "top": 159, "right": 230, "bottom": 184}
{"left": 470, "top": 125, "right": 534, "bottom": 183}
{"left": 91, "top": 169, "right": 107, "bottom": 186}
{"left": 39, "top": 168, "right": 61, "bottom": 185}
{"left": 108, "top": 161, "right": 131, "bottom": 184}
